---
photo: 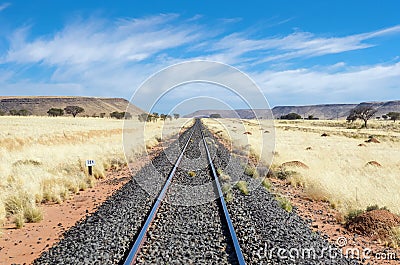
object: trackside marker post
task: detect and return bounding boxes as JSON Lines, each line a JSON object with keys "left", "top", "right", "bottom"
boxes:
{"left": 86, "top": 159, "right": 95, "bottom": 176}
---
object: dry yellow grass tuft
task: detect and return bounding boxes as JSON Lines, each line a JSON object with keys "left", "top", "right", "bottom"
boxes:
{"left": 0, "top": 116, "right": 189, "bottom": 227}
{"left": 203, "top": 118, "right": 400, "bottom": 215}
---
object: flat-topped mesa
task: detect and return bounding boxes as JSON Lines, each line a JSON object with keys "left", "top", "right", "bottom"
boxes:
{"left": 0, "top": 96, "right": 144, "bottom": 117}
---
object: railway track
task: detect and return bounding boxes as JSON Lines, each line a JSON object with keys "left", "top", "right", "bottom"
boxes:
{"left": 123, "top": 119, "right": 245, "bottom": 264}
{"left": 34, "top": 119, "right": 358, "bottom": 265}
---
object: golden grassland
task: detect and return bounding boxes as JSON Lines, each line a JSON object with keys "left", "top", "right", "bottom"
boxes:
{"left": 0, "top": 116, "right": 190, "bottom": 228}
{"left": 203, "top": 118, "right": 400, "bottom": 215}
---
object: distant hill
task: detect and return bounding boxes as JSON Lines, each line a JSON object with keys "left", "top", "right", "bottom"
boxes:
{"left": 0, "top": 96, "right": 144, "bottom": 117}
{"left": 184, "top": 109, "right": 273, "bottom": 119}
{"left": 184, "top": 100, "right": 400, "bottom": 119}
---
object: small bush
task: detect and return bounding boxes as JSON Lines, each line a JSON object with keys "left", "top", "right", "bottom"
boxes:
{"left": 4, "top": 192, "right": 30, "bottom": 215}
{"left": 217, "top": 168, "right": 231, "bottom": 182}
{"left": 366, "top": 204, "right": 379, "bottom": 212}
{"left": 225, "top": 191, "right": 233, "bottom": 203}
{"left": 235, "top": 181, "right": 249, "bottom": 195}
{"left": 365, "top": 204, "right": 390, "bottom": 212}
{"left": 345, "top": 209, "right": 364, "bottom": 223}
{"left": 262, "top": 178, "right": 272, "bottom": 190}
{"left": 276, "top": 195, "right": 293, "bottom": 212}
{"left": 220, "top": 173, "right": 231, "bottom": 182}
{"left": 15, "top": 212, "right": 25, "bottom": 228}
{"left": 24, "top": 206, "right": 43, "bottom": 223}
{"left": 244, "top": 165, "right": 259, "bottom": 178}
{"left": 188, "top": 171, "right": 196, "bottom": 177}
{"left": 222, "top": 184, "right": 231, "bottom": 194}
{"left": 276, "top": 169, "right": 296, "bottom": 180}
{"left": 389, "top": 226, "right": 400, "bottom": 248}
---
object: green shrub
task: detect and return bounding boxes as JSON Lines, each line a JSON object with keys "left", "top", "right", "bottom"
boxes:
{"left": 222, "top": 184, "right": 231, "bottom": 194}
{"left": 225, "top": 191, "right": 233, "bottom": 203}
{"left": 366, "top": 204, "right": 379, "bottom": 212}
{"left": 345, "top": 209, "right": 364, "bottom": 223}
{"left": 244, "top": 165, "right": 259, "bottom": 178}
{"left": 276, "top": 169, "right": 296, "bottom": 180}
{"left": 276, "top": 195, "right": 292, "bottom": 212}
{"left": 235, "top": 181, "right": 249, "bottom": 195}
{"left": 262, "top": 178, "right": 272, "bottom": 190}
{"left": 365, "top": 204, "right": 390, "bottom": 212}
{"left": 217, "top": 168, "right": 231, "bottom": 182}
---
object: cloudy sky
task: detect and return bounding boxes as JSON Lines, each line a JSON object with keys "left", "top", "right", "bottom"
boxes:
{"left": 0, "top": 1, "right": 399, "bottom": 113}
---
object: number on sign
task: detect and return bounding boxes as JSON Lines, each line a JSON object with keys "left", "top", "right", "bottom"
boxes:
{"left": 86, "top": 160, "right": 95, "bottom": 166}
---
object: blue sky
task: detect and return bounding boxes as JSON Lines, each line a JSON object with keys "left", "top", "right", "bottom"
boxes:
{"left": 0, "top": 1, "right": 399, "bottom": 113}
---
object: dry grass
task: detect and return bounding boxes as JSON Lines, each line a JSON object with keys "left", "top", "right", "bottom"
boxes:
{"left": 203, "top": 118, "right": 400, "bottom": 215}
{"left": 0, "top": 116, "right": 189, "bottom": 227}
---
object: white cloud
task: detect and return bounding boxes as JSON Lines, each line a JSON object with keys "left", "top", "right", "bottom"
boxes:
{"left": 209, "top": 25, "right": 400, "bottom": 64}
{"left": 254, "top": 62, "right": 400, "bottom": 105}
{"left": 4, "top": 14, "right": 203, "bottom": 66}
{"left": 0, "top": 2, "right": 10, "bottom": 12}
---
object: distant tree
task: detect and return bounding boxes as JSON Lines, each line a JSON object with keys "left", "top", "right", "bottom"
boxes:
{"left": 0, "top": 110, "right": 5, "bottom": 116}
{"left": 347, "top": 105, "right": 377, "bottom": 128}
{"left": 210, "top": 113, "right": 222, "bottom": 118}
{"left": 308, "top": 115, "right": 314, "bottom": 120}
{"left": 280, "top": 113, "right": 302, "bottom": 120}
{"left": 18, "top": 109, "right": 31, "bottom": 116}
{"left": 110, "top": 111, "right": 124, "bottom": 119}
{"left": 146, "top": 114, "right": 154, "bottom": 122}
{"left": 64, "top": 106, "right": 84, "bottom": 117}
{"left": 346, "top": 113, "right": 357, "bottom": 123}
{"left": 173, "top": 113, "right": 180, "bottom": 119}
{"left": 152, "top": 112, "right": 159, "bottom": 122}
{"left": 382, "top": 114, "right": 388, "bottom": 120}
{"left": 138, "top": 113, "right": 148, "bottom": 122}
{"left": 376, "top": 116, "right": 381, "bottom": 120}
{"left": 110, "top": 111, "right": 132, "bottom": 119}
{"left": 160, "top": 114, "right": 167, "bottom": 121}
{"left": 387, "top": 112, "right": 400, "bottom": 122}
{"left": 167, "top": 115, "right": 172, "bottom": 121}
{"left": 47, "top": 108, "right": 64, "bottom": 117}
{"left": 9, "top": 109, "right": 18, "bottom": 116}
{"left": 99, "top": 113, "right": 106, "bottom": 118}
{"left": 9, "top": 109, "right": 31, "bottom": 116}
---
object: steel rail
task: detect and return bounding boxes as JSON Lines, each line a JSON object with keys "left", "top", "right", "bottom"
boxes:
{"left": 123, "top": 127, "right": 196, "bottom": 265}
{"left": 201, "top": 129, "right": 246, "bottom": 265}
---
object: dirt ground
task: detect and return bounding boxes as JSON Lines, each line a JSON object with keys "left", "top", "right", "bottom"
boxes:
{"left": 271, "top": 178, "right": 399, "bottom": 264}
{"left": 0, "top": 145, "right": 163, "bottom": 265}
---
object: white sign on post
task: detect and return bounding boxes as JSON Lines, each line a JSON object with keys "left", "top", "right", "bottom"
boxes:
{"left": 85, "top": 160, "right": 96, "bottom": 166}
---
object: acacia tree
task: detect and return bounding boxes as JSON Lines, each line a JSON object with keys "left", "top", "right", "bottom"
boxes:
{"left": 387, "top": 112, "right": 400, "bottom": 122}
{"left": 152, "top": 112, "right": 159, "bottom": 122}
{"left": 160, "top": 114, "right": 167, "bottom": 121}
{"left": 173, "top": 113, "right": 180, "bottom": 119}
{"left": 347, "top": 105, "right": 377, "bottom": 128}
{"left": 47, "top": 108, "right": 64, "bottom": 117}
{"left": 64, "top": 106, "right": 84, "bottom": 117}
